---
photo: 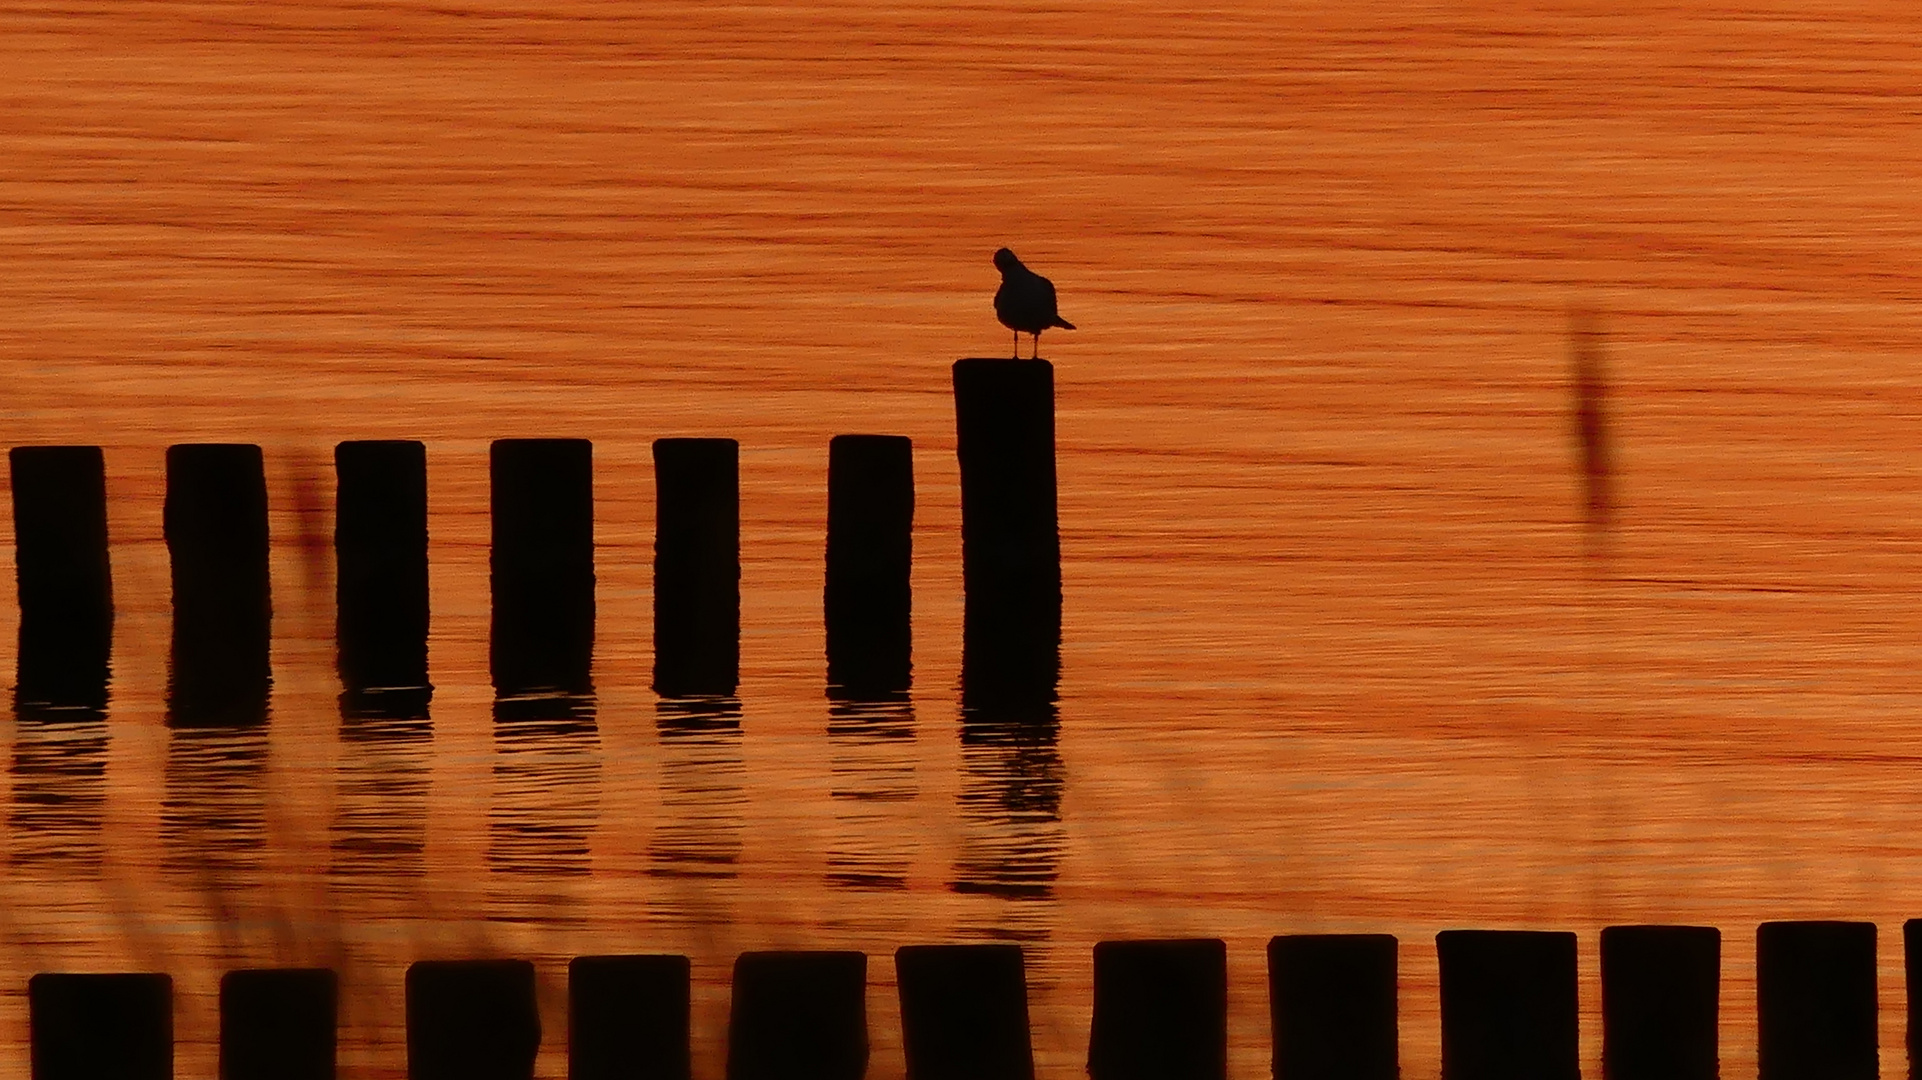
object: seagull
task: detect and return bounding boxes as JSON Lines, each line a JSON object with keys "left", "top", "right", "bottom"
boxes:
{"left": 993, "top": 248, "right": 1075, "bottom": 359}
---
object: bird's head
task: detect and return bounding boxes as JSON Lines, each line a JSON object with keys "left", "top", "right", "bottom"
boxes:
{"left": 992, "top": 247, "right": 1021, "bottom": 273}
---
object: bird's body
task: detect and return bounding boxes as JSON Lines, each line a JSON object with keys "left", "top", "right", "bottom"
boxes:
{"left": 993, "top": 248, "right": 1074, "bottom": 359}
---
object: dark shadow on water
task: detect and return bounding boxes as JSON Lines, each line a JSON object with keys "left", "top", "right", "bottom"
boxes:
{"left": 9, "top": 715, "right": 107, "bottom": 872}
{"left": 825, "top": 691, "right": 917, "bottom": 895}
{"left": 329, "top": 709, "right": 432, "bottom": 897}
{"left": 649, "top": 697, "right": 744, "bottom": 885}
{"left": 162, "top": 725, "right": 268, "bottom": 883}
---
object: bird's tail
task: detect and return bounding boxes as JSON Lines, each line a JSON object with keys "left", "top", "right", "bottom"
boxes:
{"left": 1053, "top": 316, "right": 1076, "bottom": 330}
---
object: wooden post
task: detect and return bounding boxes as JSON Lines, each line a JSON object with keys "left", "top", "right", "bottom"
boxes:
{"left": 1087, "top": 939, "right": 1227, "bottom": 1080}
{"left": 569, "top": 955, "right": 692, "bottom": 1080}
{"left": 728, "top": 951, "right": 867, "bottom": 1080}
{"left": 896, "top": 944, "right": 1033, "bottom": 1080}
{"left": 1601, "top": 925, "right": 1718, "bottom": 1080}
{"left": 825, "top": 434, "right": 913, "bottom": 695}
{"left": 335, "top": 440, "right": 431, "bottom": 716}
{"left": 220, "top": 968, "right": 337, "bottom": 1080}
{"left": 165, "top": 443, "right": 270, "bottom": 727}
{"left": 406, "top": 959, "right": 541, "bottom": 1080}
{"left": 29, "top": 972, "right": 172, "bottom": 1080}
{"left": 1757, "top": 920, "right": 1876, "bottom": 1080}
{"left": 9, "top": 446, "right": 112, "bottom": 718}
{"left": 653, "top": 438, "right": 739, "bottom": 697}
{"left": 1268, "top": 934, "right": 1397, "bottom": 1080}
{"left": 953, "top": 359, "right": 1059, "bottom": 703}
{"left": 490, "top": 439, "right": 594, "bottom": 702}
{"left": 1436, "top": 930, "right": 1578, "bottom": 1080}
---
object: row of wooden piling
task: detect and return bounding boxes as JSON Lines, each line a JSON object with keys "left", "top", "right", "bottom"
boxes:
{"left": 24, "top": 921, "right": 1913, "bottom": 1080}
{"left": 9, "top": 360, "right": 1061, "bottom": 722}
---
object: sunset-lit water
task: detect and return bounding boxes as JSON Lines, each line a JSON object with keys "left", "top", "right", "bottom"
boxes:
{"left": 8, "top": 2, "right": 1922, "bottom": 1075}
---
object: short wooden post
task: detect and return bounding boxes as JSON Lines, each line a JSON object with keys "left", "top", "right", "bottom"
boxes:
{"left": 405, "top": 959, "right": 541, "bottom": 1080}
{"left": 825, "top": 434, "right": 913, "bottom": 695}
{"left": 1757, "top": 920, "right": 1876, "bottom": 1080}
{"left": 653, "top": 438, "right": 739, "bottom": 697}
{"left": 728, "top": 950, "right": 867, "bottom": 1080}
{"left": 9, "top": 446, "right": 112, "bottom": 717}
{"left": 1087, "top": 939, "right": 1226, "bottom": 1080}
{"left": 1600, "top": 925, "right": 1718, "bottom": 1080}
{"left": 220, "top": 967, "right": 337, "bottom": 1080}
{"left": 165, "top": 443, "right": 270, "bottom": 726}
{"left": 569, "top": 955, "right": 692, "bottom": 1080}
{"left": 336, "top": 440, "right": 431, "bottom": 715}
{"left": 896, "top": 944, "right": 1033, "bottom": 1080}
{"left": 29, "top": 972, "right": 172, "bottom": 1080}
{"left": 1268, "top": 934, "right": 1397, "bottom": 1080}
{"left": 1436, "top": 929, "right": 1578, "bottom": 1080}
{"left": 490, "top": 439, "right": 594, "bottom": 700}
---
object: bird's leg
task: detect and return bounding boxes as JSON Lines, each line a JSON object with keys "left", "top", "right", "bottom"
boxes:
{"left": 1031, "top": 332, "right": 1040, "bottom": 360}
{"left": 1012, "top": 329, "right": 1020, "bottom": 360}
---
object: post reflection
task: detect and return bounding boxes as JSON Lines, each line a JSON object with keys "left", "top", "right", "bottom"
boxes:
{"left": 951, "top": 642, "right": 1065, "bottom": 916}
{"left": 162, "top": 726, "right": 268, "bottom": 883}
{"left": 649, "top": 697, "right": 745, "bottom": 886}
{"left": 329, "top": 711, "right": 432, "bottom": 897}
{"left": 8, "top": 716, "right": 107, "bottom": 872}
{"left": 825, "top": 691, "right": 917, "bottom": 894}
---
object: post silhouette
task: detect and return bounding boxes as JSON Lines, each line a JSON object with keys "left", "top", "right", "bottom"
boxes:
{"left": 1087, "top": 939, "right": 1227, "bottom": 1080}
{"left": 954, "top": 359, "right": 1060, "bottom": 704}
{"left": 220, "top": 968, "right": 336, "bottom": 1080}
{"left": 490, "top": 439, "right": 594, "bottom": 707}
{"left": 1601, "top": 925, "right": 1718, "bottom": 1080}
{"left": 896, "top": 944, "right": 1033, "bottom": 1080}
{"left": 406, "top": 959, "right": 541, "bottom": 1080}
{"left": 570, "top": 955, "right": 692, "bottom": 1080}
{"left": 1268, "top": 934, "right": 1397, "bottom": 1080}
{"left": 1436, "top": 929, "right": 1578, "bottom": 1080}
{"left": 1757, "top": 920, "right": 1876, "bottom": 1080}
{"left": 9, "top": 446, "right": 112, "bottom": 719}
{"left": 826, "top": 434, "right": 913, "bottom": 695}
{"left": 336, "top": 440, "right": 431, "bottom": 716}
{"left": 29, "top": 972, "right": 172, "bottom": 1080}
{"left": 653, "top": 438, "right": 740, "bottom": 697}
{"left": 727, "top": 951, "right": 868, "bottom": 1080}
{"left": 165, "top": 444, "right": 271, "bottom": 727}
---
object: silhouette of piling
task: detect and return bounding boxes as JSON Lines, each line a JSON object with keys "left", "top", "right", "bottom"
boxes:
{"left": 895, "top": 944, "right": 1033, "bottom": 1080}
{"left": 9, "top": 446, "right": 112, "bottom": 718}
{"left": 1757, "top": 920, "right": 1876, "bottom": 1080}
{"left": 336, "top": 440, "right": 431, "bottom": 717}
{"left": 29, "top": 972, "right": 172, "bottom": 1080}
{"left": 727, "top": 950, "right": 867, "bottom": 1080}
{"left": 1907, "top": 920, "right": 1922, "bottom": 1079}
{"left": 1436, "top": 930, "right": 1578, "bottom": 1080}
{"left": 220, "top": 968, "right": 336, "bottom": 1080}
{"left": 490, "top": 439, "right": 594, "bottom": 705}
{"left": 165, "top": 444, "right": 271, "bottom": 727}
{"left": 653, "top": 438, "right": 739, "bottom": 698}
{"left": 826, "top": 435, "right": 913, "bottom": 695}
{"left": 953, "top": 359, "right": 1060, "bottom": 703}
{"left": 1087, "top": 939, "right": 1227, "bottom": 1080}
{"left": 1267, "top": 934, "right": 1397, "bottom": 1080}
{"left": 1600, "top": 925, "right": 1718, "bottom": 1080}
{"left": 569, "top": 954, "right": 692, "bottom": 1080}
{"left": 405, "top": 959, "right": 541, "bottom": 1080}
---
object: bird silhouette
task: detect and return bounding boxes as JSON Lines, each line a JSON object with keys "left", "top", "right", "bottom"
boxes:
{"left": 993, "top": 248, "right": 1075, "bottom": 359}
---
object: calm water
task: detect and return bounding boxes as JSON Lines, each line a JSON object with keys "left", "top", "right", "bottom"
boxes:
{"left": 8, "top": 2, "right": 1922, "bottom": 1075}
